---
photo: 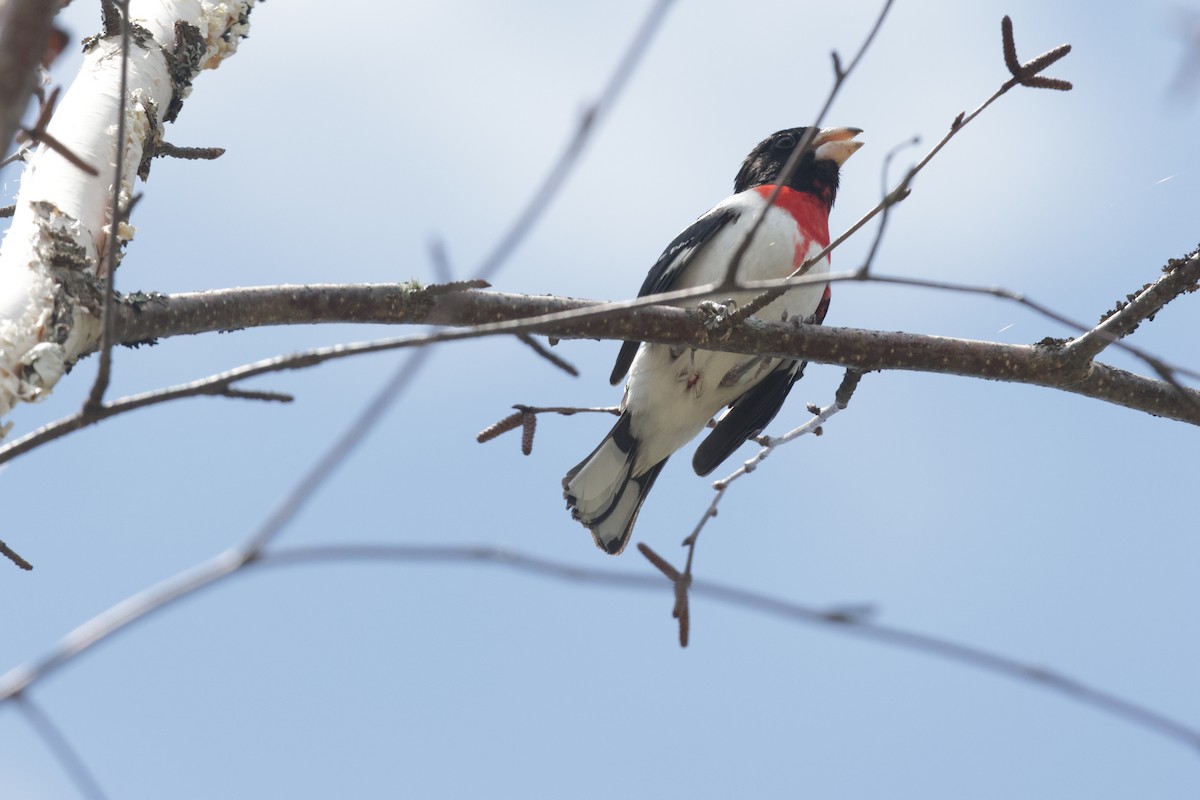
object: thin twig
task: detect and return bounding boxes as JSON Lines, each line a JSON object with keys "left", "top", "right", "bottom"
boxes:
{"left": 3, "top": 542, "right": 1198, "bottom": 755}
{"left": 153, "top": 141, "right": 225, "bottom": 160}
{"left": 23, "top": 129, "right": 99, "bottom": 176}
{"left": 18, "top": 87, "right": 101, "bottom": 173}
{"left": 641, "top": 369, "right": 864, "bottom": 646}
{"left": 220, "top": 388, "right": 293, "bottom": 403}
{"left": 719, "top": 0, "right": 894, "bottom": 287}
{"left": 242, "top": 347, "right": 436, "bottom": 554}
{"left": 233, "top": 0, "right": 677, "bottom": 553}
{"left": 516, "top": 332, "right": 580, "bottom": 376}
{"left": 14, "top": 695, "right": 111, "bottom": 800}
{"left": 856, "top": 136, "right": 921, "bottom": 277}
{"left": 0, "top": 0, "right": 62, "bottom": 161}
{"left": 476, "top": 0, "right": 675, "bottom": 281}
{"left": 1063, "top": 249, "right": 1200, "bottom": 363}
{"left": 729, "top": 14, "right": 1073, "bottom": 324}
{"left": 0, "top": 374, "right": 298, "bottom": 465}
{"left": 477, "top": 404, "right": 619, "bottom": 453}
{"left": 84, "top": 0, "right": 133, "bottom": 411}
{"left": 857, "top": 272, "right": 1200, "bottom": 399}
{"left": 0, "top": 539, "right": 33, "bottom": 570}
{"left": 511, "top": 404, "right": 620, "bottom": 417}
{"left": 637, "top": 543, "right": 690, "bottom": 646}
{"left": 427, "top": 238, "right": 454, "bottom": 283}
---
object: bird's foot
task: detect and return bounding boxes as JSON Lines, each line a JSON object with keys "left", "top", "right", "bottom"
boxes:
{"left": 697, "top": 299, "right": 737, "bottom": 331}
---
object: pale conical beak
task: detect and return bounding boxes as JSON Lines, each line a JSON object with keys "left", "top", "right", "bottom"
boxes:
{"left": 812, "top": 127, "right": 864, "bottom": 166}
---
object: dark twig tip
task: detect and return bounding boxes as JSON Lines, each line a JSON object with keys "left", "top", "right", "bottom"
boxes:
{"left": 677, "top": 602, "right": 690, "bottom": 647}
{"left": 476, "top": 412, "right": 524, "bottom": 443}
{"left": 1001, "top": 16, "right": 1072, "bottom": 90}
{"left": 0, "top": 540, "right": 33, "bottom": 570}
{"left": 1020, "top": 43, "right": 1072, "bottom": 78}
{"left": 835, "top": 368, "right": 866, "bottom": 408}
{"left": 1023, "top": 76, "right": 1073, "bottom": 91}
{"left": 425, "top": 279, "right": 490, "bottom": 296}
{"left": 220, "top": 388, "right": 294, "bottom": 403}
{"left": 637, "top": 543, "right": 681, "bottom": 581}
{"left": 155, "top": 142, "right": 226, "bottom": 160}
{"left": 1001, "top": 16, "right": 1020, "bottom": 75}
{"left": 520, "top": 412, "right": 536, "bottom": 455}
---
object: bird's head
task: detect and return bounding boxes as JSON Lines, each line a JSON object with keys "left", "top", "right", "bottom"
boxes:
{"left": 733, "top": 126, "right": 863, "bottom": 209}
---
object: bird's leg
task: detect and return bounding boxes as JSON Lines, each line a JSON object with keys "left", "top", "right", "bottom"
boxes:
{"left": 697, "top": 298, "right": 738, "bottom": 331}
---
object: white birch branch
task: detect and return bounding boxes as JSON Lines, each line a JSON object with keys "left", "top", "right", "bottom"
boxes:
{"left": 0, "top": 0, "right": 255, "bottom": 431}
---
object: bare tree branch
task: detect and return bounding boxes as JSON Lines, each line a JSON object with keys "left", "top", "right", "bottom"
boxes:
{"left": 472, "top": 0, "right": 676, "bottom": 282}
{"left": 516, "top": 333, "right": 580, "bottom": 376}
{"left": 1064, "top": 250, "right": 1200, "bottom": 363}
{"left": 7, "top": 250, "right": 1198, "bottom": 471}
{"left": 720, "top": 0, "right": 894, "bottom": 287}
{"left": 107, "top": 253, "right": 1200, "bottom": 416}
{"left": 640, "top": 369, "right": 865, "bottom": 647}
{"left": 13, "top": 695, "right": 111, "bottom": 800}
{"left": 0, "top": 2, "right": 259, "bottom": 423}
{"left": 3, "top": 541, "right": 1198, "bottom": 756}
{"left": 0, "top": 0, "right": 678, "bottom": 573}
{"left": 5, "top": 245, "right": 1197, "bottom": 474}
{"left": 0, "top": 367, "right": 292, "bottom": 465}
{"left": 231, "top": 0, "right": 677, "bottom": 559}
{"left": 17, "top": 87, "right": 100, "bottom": 176}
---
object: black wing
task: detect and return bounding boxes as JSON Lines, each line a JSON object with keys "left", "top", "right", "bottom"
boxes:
{"left": 690, "top": 284, "right": 832, "bottom": 475}
{"left": 691, "top": 361, "right": 804, "bottom": 476}
{"left": 608, "top": 206, "right": 741, "bottom": 385}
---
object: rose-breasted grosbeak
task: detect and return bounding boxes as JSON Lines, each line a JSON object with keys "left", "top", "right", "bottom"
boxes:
{"left": 563, "top": 126, "right": 863, "bottom": 555}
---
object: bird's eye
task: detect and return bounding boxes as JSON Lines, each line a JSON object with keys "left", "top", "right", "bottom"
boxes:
{"left": 774, "top": 135, "right": 796, "bottom": 150}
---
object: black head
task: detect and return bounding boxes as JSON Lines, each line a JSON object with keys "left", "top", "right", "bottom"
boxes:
{"left": 733, "top": 126, "right": 863, "bottom": 210}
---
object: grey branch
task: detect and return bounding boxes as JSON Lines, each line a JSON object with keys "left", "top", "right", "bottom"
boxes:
{"left": 14, "top": 695, "right": 112, "bottom": 800}
{"left": 106, "top": 264, "right": 1200, "bottom": 426}
{"left": 1063, "top": 253, "right": 1200, "bottom": 363}
{"left": 2, "top": 541, "right": 1198, "bottom": 755}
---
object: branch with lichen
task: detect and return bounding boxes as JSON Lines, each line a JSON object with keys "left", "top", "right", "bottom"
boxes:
{"left": 0, "top": 1, "right": 257, "bottom": 426}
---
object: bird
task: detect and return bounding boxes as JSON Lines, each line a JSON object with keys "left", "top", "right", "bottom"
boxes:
{"left": 562, "top": 126, "right": 863, "bottom": 555}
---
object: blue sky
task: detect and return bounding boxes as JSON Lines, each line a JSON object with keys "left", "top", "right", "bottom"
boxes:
{"left": 2, "top": 1, "right": 1198, "bottom": 798}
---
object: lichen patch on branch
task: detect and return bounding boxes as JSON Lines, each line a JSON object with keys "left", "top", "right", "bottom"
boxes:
{"left": 0, "top": 0, "right": 257, "bottom": 430}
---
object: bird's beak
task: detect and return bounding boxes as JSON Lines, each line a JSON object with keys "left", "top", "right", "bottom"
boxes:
{"left": 812, "top": 127, "right": 864, "bottom": 166}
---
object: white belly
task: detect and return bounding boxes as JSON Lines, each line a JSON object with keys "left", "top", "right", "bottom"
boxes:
{"left": 623, "top": 191, "right": 830, "bottom": 473}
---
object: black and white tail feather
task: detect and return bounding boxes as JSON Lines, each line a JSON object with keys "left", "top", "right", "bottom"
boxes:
{"left": 562, "top": 413, "right": 669, "bottom": 555}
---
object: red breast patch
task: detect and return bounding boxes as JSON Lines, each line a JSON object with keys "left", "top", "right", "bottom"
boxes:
{"left": 753, "top": 185, "right": 831, "bottom": 250}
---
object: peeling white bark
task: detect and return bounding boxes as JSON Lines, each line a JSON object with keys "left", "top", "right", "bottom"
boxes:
{"left": 0, "top": 0, "right": 254, "bottom": 434}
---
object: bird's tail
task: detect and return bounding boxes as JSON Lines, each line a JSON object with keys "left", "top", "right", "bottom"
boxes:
{"left": 563, "top": 412, "right": 668, "bottom": 555}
